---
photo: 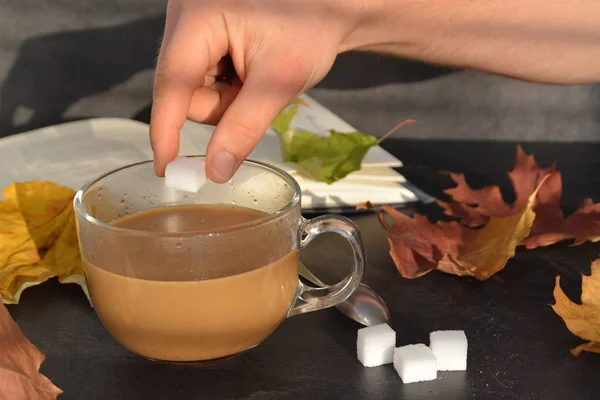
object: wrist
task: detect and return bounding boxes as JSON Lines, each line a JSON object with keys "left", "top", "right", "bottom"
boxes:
{"left": 339, "top": 0, "right": 420, "bottom": 54}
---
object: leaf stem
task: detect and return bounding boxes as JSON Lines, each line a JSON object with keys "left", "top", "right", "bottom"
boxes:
{"left": 377, "top": 119, "right": 417, "bottom": 144}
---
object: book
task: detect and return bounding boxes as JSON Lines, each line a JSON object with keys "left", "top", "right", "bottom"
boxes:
{"left": 0, "top": 94, "right": 429, "bottom": 210}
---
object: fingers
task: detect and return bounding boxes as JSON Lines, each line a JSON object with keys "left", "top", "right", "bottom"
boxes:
{"left": 158, "top": 0, "right": 181, "bottom": 60}
{"left": 150, "top": 17, "right": 223, "bottom": 176}
{"left": 205, "top": 62, "right": 303, "bottom": 183}
{"left": 206, "top": 55, "right": 237, "bottom": 83}
{"left": 187, "top": 83, "right": 242, "bottom": 125}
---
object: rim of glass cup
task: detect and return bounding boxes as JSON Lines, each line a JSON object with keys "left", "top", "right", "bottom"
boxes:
{"left": 73, "top": 157, "right": 302, "bottom": 237}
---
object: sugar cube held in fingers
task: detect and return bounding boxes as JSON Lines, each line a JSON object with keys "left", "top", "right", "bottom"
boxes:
{"left": 164, "top": 157, "right": 208, "bottom": 193}
{"left": 393, "top": 344, "right": 437, "bottom": 384}
{"left": 429, "top": 330, "right": 468, "bottom": 371}
{"left": 357, "top": 323, "right": 396, "bottom": 367}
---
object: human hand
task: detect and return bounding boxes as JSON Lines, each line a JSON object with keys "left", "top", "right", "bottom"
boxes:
{"left": 150, "top": 0, "right": 365, "bottom": 182}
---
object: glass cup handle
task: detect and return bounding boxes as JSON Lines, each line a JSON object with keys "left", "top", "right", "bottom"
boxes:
{"left": 288, "top": 215, "right": 366, "bottom": 317}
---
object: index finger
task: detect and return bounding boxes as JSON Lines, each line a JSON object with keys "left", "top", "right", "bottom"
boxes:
{"left": 150, "top": 19, "right": 212, "bottom": 176}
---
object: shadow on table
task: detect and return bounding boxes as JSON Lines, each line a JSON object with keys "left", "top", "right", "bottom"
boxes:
{"left": 380, "top": 138, "right": 600, "bottom": 215}
{"left": 399, "top": 372, "right": 470, "bottom": 400}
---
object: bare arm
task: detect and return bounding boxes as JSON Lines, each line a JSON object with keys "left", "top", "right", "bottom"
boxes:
{"left": 347, "top": 0, "right": 600, "bottom": 84}
{"left": 150, "top": 0, "right": 600, "bottom": 182}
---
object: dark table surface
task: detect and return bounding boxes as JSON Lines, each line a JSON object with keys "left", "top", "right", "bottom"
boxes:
{"left": 9, "top": 139, "right": 600, "bottom": 400}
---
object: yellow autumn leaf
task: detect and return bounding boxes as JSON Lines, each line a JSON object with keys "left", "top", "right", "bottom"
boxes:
{"left": 0, "top": 203, "right": 39, "bottom": 269}
{"left": 570, "top": 342, "right": 600, "bottom": 357}
{"left": 44, "top": 211, "right": 89, "bottom": 300}
{"left": 553, "top": 259, "right": 600, "bottom": 356}
{"left": 3, "top": 181, "right": 75, "bottom": 249}
{"left": 0, "top": 181, "right": 87, "bottom": 304}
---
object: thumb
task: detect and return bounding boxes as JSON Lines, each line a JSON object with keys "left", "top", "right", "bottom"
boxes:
{"left": 205, "top": 61, "right": 305, "bottom": 183}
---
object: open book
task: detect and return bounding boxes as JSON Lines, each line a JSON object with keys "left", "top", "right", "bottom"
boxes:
{"left": 0, "top": 95, "right": 429, "bottom": 211}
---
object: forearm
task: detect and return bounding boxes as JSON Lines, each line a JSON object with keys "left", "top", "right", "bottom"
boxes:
{"left": 345, "top": 0, "right": 600, "bottom": 84}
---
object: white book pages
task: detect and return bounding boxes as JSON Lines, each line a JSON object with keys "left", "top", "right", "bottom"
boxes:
{"left": 178, "top": 94, "right": 403, "bottom": 168}
{"left": 0, "top": 95, "right": 419, "bottom": 209}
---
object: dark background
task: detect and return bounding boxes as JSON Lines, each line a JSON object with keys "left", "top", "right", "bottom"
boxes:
{"left": 2, "top": 2, "right": 600, "bottom": 399}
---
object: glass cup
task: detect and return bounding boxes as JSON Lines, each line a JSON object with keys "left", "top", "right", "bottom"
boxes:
{"left": 73, "top": 157, "right": 365, "bottom": 362}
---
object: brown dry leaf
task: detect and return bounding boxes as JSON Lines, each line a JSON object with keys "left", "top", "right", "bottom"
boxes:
{"left": 371, "top": 202, "right": 462, "bottom": 278}
{"left": 437, "top": 145, "right": 555, "bottom": 225}
{"left": 438, "top": 146, "right": 600, "bottom": 249}
{"left": 440, "top": 184, "right": 540, "bottom": 280}
{"left": 360, "top": 181, "right": 541, "bottom": 280}
{"left": 0, "top": 295, "right": 63, "bottom": 399}
{"left": 553, "top": 259, "right": 600, "bottom": 356}
{"left": 522, "top": 195, "right": 600, "bottom": 249}
{"left": 0, "top": 181, "right": 87, "bottom": 304}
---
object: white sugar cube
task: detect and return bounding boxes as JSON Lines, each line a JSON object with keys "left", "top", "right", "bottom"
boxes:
{"left": 393, "top": 344, "right": 437, "bottom": 384}
{"left": 429, "top": 330, "right": 468, "bottom": 371}
{"left": 165, "top": 157, "right": 207, "bottom": 192}
{"left": 357, "top": 323, "right": 396, "bottom": 367}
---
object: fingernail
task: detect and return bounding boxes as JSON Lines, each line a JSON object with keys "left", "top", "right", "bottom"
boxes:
{"left": 210, "top": 151, "right": 237, "bottom": 182}
{"left": 154, "top": 159, "right": 165, "bottom": 177}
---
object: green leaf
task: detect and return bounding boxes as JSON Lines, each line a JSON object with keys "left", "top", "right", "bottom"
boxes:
{"left": 279, "top": 129, "right": 378, "bottom": 184}
{"left": 270, "top": 98, "right": 308, "bottom": 134}
{"left": 270, "top": 97, "right": 416, "bottom": 185}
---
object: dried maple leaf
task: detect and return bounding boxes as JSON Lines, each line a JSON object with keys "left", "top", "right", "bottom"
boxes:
{"left": 360, "top": 180, "right": 542, "bottom": 280}
{"left": 438, "top": 146, "right": 600, "bottom": 249}
{"left": 437, "top": 145, "right": 555, "bottom": 225}
{"left": 439, "top": 184, "right": 539, "bottom": 280}
{"left": 0, "top": 295, "right": 63, "bottom": 398}
{"left": 521, "top": 195, "right": 600, "bottom": 249}
{"left": 371, "top": 202, "right": 462, "bottom": 278}
{"left": 0, "top": 181, "right": 87, "bottom": 304}
{"left": 553, "top": 259, "right": 600, "bottom": 356}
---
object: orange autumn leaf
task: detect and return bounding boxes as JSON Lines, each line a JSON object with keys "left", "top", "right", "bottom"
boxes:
{"left": 438, "top": 146, "right": 600, "bottom": 249}
{"left": 437, "top": 146, "right": 555, "bottom": 224}
{"left": 371, "top": 202, "right": 462, "bottom": 278}
{"left": 0, "top": 295, "right": 63, "bottom": 398}
{"left": 570, "top": 342, "right": 600, "bottom": 357}
{"left": 440, "top": 184, "right": 539, "bottom": 280}
{"left": 361, "top": 181, "right": 542, "bottom": 280}
{"left": 521, "top": 193, "right": 600, "bottom": 249}
{"left": 553, "top": 259, "right": 600, "bottom": 357}
{"left": 0, "top": 181, "right": 87, "bottom": 304}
